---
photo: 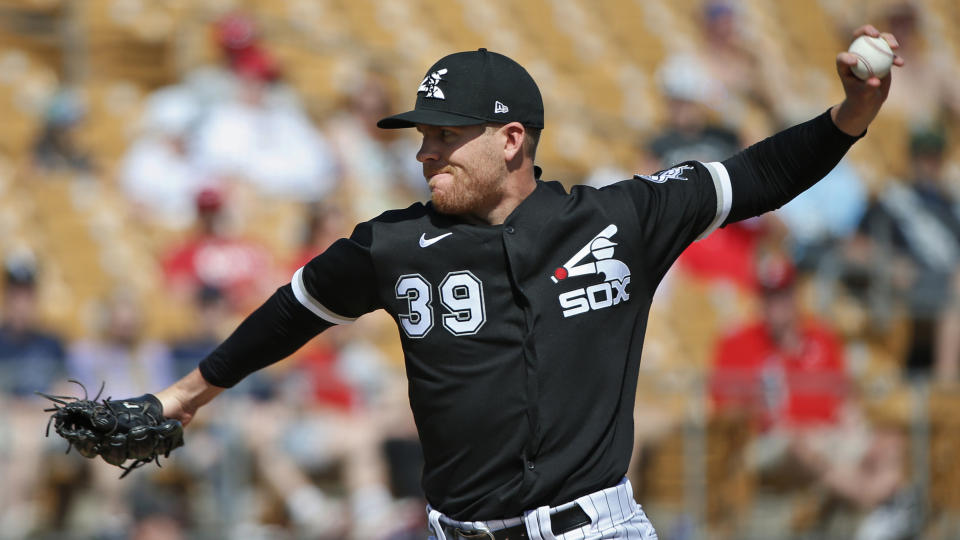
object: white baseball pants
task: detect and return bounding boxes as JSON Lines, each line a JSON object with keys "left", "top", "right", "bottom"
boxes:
{"left": 427, "top": 478, "right": 658, "bottom": 539}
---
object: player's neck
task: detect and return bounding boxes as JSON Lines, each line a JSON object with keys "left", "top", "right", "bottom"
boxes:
{"left": 472, "top": 170, "right": 537, "bottom": 226}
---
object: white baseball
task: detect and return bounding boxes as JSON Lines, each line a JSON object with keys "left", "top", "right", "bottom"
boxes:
{"left": 848, "top": 35, "right": 894, "bottom": 80}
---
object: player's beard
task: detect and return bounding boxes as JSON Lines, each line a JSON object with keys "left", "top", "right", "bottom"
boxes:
{"left": 428, "top": 148, "right": 507, "bottom": 219}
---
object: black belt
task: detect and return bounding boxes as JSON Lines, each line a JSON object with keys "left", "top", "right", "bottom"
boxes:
{"left": 442, "top": 505, "right": 591, "bottom": 540}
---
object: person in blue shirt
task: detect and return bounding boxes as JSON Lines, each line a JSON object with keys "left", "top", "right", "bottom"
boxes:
{"left": 0, "top": 255, "right": 66, "bottom": 397}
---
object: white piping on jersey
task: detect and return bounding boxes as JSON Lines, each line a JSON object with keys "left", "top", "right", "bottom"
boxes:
{"left": 697, "top": 161, "right": 733, "bottom": 240}
{"left": 291, "top": 267, "right": 357, "bottom": 325}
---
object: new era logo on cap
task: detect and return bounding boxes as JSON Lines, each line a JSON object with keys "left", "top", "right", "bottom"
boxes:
{"left": 377, "top": 48, "right": 544, "bottom": 129}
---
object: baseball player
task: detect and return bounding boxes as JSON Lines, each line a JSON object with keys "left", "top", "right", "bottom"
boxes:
{"left": 150, "top": 25, "right": 901, "bottom": 539}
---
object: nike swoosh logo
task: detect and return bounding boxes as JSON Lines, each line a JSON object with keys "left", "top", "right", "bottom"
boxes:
{"left": 419, "top": 232, "right": 452, "bottom": 248}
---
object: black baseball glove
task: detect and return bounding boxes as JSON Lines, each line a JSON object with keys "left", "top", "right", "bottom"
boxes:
{"left": 38, "top": 380, "right": 184, "bottom": 478}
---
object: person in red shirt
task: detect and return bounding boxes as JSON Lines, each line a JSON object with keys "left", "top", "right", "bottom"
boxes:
{"left": 709, "top": 254, "right": 869, "bottom": 536}
{"left": 676, "top": 219, "right": 770, "bottom": 292}
{"left": 161, "top": 188, "right": 276, "bottom": 314}
{"left": 710, "top": 254, "right": 848, "bottom": 431}
{"left": 712, "top": 256, "right": 920, "bottom": 538}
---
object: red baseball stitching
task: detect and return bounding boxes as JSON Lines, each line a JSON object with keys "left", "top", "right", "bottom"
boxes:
{"left": 852, "top": 52, "right": 875, "bottom": 78}
{"left": 864, "top": 37, "right": 894, "bottom": 58}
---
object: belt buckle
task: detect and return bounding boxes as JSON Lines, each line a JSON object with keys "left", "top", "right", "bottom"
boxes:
{"left": 454, "top": 527, "right": 496, "bottom": 540}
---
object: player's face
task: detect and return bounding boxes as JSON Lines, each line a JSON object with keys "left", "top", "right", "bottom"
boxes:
{"left": 415, "top": 123, "right": 509, "bottom": 219}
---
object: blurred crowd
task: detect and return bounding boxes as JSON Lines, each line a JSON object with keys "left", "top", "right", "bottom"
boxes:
{"left": 1, "top": 1, "right": 959, "bottom": 539}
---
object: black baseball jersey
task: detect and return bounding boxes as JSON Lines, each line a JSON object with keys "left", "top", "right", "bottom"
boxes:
{"left": 199, "top": 109, "right": 860, "bottom": 521}
{"left": 291, "top": 160, "right": 730, "bottom": 520}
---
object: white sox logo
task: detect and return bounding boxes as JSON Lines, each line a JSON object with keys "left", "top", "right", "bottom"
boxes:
{"left": 635, "top": 164, "right": 694, "bottom": 184}
{"left": 418, "top": 68, "right": 448, "bottom": 99}
{"left": 551, "top": 224, "right": 631, "bottom": 318}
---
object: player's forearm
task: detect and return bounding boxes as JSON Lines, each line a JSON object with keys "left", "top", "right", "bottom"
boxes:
{"left": 721, "top": 109, "right": 862, "bottom": 224}
{"left": 199, "top": 284, "right": 332, "bottom": 388}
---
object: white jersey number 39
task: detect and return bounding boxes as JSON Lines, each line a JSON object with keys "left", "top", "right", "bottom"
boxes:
{"left": 395, "top": 271, "right": 486, "bottom": 338}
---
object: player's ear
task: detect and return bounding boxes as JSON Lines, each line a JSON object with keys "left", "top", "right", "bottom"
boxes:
{"left": 500, "top": 122, "right": 526, "bottom": 163}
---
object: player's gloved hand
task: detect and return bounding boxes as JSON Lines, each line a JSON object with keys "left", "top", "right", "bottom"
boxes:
{"left": 38, "top": 380, "right": 185, "bottom": 478}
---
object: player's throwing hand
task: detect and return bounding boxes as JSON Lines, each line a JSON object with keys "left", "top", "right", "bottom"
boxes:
{"left": 832, "top": 24, "right": 904, "bottom": 136}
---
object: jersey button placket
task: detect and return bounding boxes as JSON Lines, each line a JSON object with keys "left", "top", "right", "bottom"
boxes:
{"left": 502, "top": 223, "right": 542, "bottom": 480}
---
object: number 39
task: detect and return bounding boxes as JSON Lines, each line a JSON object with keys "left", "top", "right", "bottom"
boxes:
{"left": 395, "top": 271, "right": 486, "bottom": 338}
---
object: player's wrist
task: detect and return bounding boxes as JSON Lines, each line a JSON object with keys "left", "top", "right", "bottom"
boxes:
{"left": 156, "top": 368, "right": 225, "bottom": 425}
{"left": 830, "top": 102, "right": 873, "bottom": 137}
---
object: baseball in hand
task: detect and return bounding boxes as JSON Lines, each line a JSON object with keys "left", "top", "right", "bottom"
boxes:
{"left": 848, "top": 35, "right": 894, "bottom": 80}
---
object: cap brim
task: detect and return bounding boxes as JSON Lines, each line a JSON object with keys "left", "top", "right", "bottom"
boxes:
{"left": 377, "top": 109, "right": 487, "bottom": 129}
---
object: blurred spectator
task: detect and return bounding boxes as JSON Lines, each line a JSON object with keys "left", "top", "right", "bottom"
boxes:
{"left": 790, "top": 422, "right": 921, "bottom": 540}
{"left": 189, "top": 14, "right": 337, "bottom": 202}
{"left": 648, "top": 53, "right": 742, "bottom": 169}
{"left": 290, "top": 203, "right": 348, "bottom": 271}
{"left": 160, "top": 188, "right": 277, "bottom": 314}
{"left": 693, "top": 1, "right": 773, "bottom": 123}
{"left": 192, "top": 73, "right": 337, "bottom": 201}
{"left": 120, "top": 12, "right": 335, "bottom": 206}
{"left": 120, "top": 86, "right": 213, "bottom": 230}
{"left": 708, "top": 254, "right": 882, "bottom": 537}
{"left": 324, "top": 71, "right": 426, "bottom": 220}
{"left": 856, "top": 128, "right": 960, "bottom": 379}
{"left": 181, "top": 12, "right": 302, "bottom": 113}
{"left": 710, "top": 254, "right": 848, "bottom": 432}
{"left": 0, "top": 253, "right": 67, "bottom": 537}
{"left": 675, "top": 218, "right": 775, "bottom": 292}
{"left": 775, "top": 158, "right": 869, "bottom": 270}
{"left": 215, "top": 12, "right": 282, "bottom": 86}
{"left": 67, "top": 289, "right": 175, "bottom": 397}
{"left": 0, "top": 252, "right": 66, "bottom": 396}
{"left": 656, "top": 1, "right": 796, "bottom": 136}
{"left": 31, "top": 87, "right": 94, "bottom": 175}
{"left": 879, "top": 2, "right": 960, "bottom": 128}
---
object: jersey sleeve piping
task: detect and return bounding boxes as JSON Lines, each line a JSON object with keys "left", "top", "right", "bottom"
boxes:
{"left": 291, "top": 266, "right": 358, "bottom": 325}
{"left": 697, "top": 161, "right": 733, "bottom": 240}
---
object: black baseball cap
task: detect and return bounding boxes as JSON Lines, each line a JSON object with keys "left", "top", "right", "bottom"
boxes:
{"left": 377, "top": 48, "right": 544, "bottom": 130}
